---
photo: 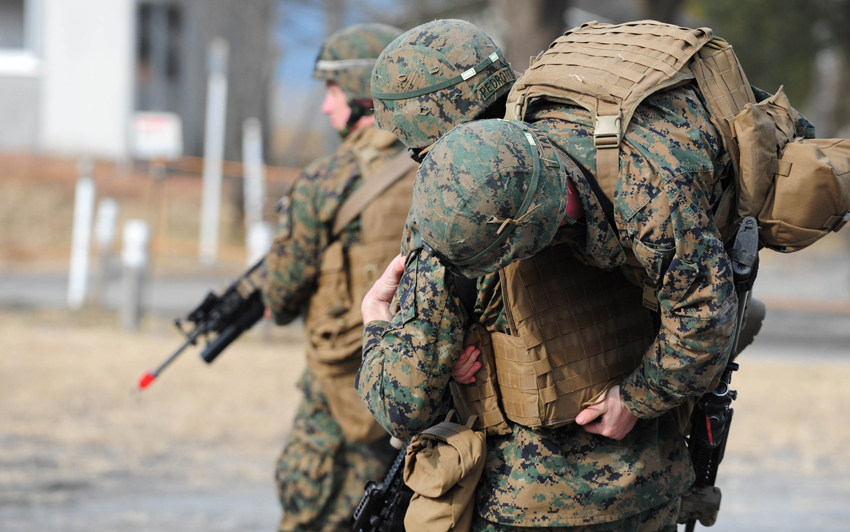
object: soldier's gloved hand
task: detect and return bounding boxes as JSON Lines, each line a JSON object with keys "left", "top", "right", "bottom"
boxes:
{"left": 451, "top": 346, "right": 481, "bottom": 384}
{"left": 362, "top": 254, "right": 405, "bottom": 323}
{"left": 575, "top": 384, "right": 638, "bottom": 441}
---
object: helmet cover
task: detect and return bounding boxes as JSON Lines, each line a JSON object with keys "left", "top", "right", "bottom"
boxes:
{"left": 313, "top": 23, "right": 403, "bottom": 101}
{"left": 371, "top": 19, "right": 516, "bottom": 148}
{"left": 412, "top": 119, "right": 573, "bottom": 278}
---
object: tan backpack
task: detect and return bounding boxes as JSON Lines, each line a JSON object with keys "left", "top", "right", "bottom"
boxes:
{"left": 505, "top": 20, "right": 850, "bottom": 251}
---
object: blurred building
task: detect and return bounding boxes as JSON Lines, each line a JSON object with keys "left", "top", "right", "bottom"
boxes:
{"left": 0, "top": 0, "right": 275, "bottom": 160}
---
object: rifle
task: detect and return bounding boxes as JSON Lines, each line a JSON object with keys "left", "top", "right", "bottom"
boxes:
{"left": 137, "top": 259, "right": 267, "bottom": 390}
{"left": 678, "top": 216, "right": 760, "bottom": 530}
{"left": 351, "top": 439, "right": 412, "bottom": 532}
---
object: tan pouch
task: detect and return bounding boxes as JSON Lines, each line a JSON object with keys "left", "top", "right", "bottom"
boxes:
{"left": 403, "top": 412, "right": 486, "bottom": 532}
{"left": 307, "top": 356, "right": 388, "bottom": 444}
{"left": 305, "top": 241, "right": 363, "bottom": 363}
{"left": 732, "top": 86, "right": 797, "bottom": 222}
{"left": 758, "top": 138, "right": 850, "bottom": 251}
{"left": 449, "top": 324, "right": 512, "bottom": 436}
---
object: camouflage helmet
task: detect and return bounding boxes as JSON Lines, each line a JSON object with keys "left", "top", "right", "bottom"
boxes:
{"left": 413, "top": 119, "right": 574, "bottom": 278}
{"left": 371, "top": 19, "right": 516, "bottom": 148}
{"left": 313, "top": 23, "right": 403, "bottom": 101}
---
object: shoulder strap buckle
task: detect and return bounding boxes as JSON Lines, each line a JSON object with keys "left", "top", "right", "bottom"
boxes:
{"left": 642, "top": 278, "right": 659, "bottom": 312}
{"left": 830, "top": 212, "right": 850, "bottom": 232}
{"left": 594, "top": 112, "right": 623, "bottom": 148}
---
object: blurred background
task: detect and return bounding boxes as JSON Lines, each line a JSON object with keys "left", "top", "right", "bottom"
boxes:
{"left": 0, "top": 1, "right": 848, "bottom": 531}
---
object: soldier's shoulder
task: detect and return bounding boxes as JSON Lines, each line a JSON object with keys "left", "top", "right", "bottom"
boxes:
{"left": 295, "top": 144, "right": 361, "bottom": 192}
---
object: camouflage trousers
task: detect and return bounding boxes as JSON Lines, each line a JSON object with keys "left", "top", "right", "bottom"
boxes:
{"left": 471, "top": 496, "right": 680, "bottom": 532}
{"left": 276, "top": 369, "right": 396, "bottom": 532}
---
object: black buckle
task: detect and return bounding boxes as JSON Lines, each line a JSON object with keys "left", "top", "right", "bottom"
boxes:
{"left": 421, "top": 240, "right": 467, "bottom": 278}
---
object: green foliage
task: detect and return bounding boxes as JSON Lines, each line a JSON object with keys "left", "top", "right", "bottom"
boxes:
{"left": 686, "top": 0, "right": 821, "bottom": 107}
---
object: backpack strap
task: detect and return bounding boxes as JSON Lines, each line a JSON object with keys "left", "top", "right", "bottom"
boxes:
{"left": 332, "top": 152, "right": 417, "bottom": 237}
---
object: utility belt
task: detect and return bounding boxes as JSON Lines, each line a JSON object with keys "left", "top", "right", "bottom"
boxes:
{"left": 451, "top": 243, "right": 657, "bottom": 432}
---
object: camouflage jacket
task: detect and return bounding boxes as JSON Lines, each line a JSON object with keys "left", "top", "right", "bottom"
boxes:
{"left": 357, "top": 86, "right": 737, "bottom": 526}
{"left": 263, "top": 125, "right": 404, "bottom": 323}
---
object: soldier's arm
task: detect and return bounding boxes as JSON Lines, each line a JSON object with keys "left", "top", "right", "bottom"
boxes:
{"left": 619, "top": 175, "right": 738, "bottom": 419}
{"left": 356, "top": 250, "right": 466, "bottom": 439}
{"left": 263, "top": 165, "right": 332, "bottom": 324}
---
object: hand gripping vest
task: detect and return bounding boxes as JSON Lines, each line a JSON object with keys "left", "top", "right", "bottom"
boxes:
{"left": 305, "top": 128, "right": 417, "bottom": 443}
{"left": 452, "top": 242, "right": 657, "bottom": 431}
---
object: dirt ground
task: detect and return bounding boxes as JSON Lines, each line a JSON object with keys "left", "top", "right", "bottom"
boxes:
{"left": 1, "top": 308, "right": 849, "bottom": 531}
{"left": 0, "top": 308, "right": 305, "bottom": 531}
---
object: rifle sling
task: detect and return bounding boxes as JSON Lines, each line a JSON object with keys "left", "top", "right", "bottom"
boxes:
{"left": 332, "top": 152, "right": 417, "bottom": 237}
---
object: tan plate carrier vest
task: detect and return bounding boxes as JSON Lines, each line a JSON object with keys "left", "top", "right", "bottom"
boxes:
{"left": 305, "top": 129, "right": 417, "bottom": 443}
{"left": 452, "top": 243, "right": 657, "bottom": 432}
{"left": 504, "top": 20, "right": 850, "bottom": 249}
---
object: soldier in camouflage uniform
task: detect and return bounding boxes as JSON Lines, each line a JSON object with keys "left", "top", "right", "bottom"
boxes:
{"left": 262, "top": 23, "right": 410, "bottom": 532}
{"left": 357, "top": 21, "right": 749, "bottom": 532}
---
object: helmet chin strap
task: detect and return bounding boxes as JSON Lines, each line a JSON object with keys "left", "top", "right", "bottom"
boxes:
{"left": 339, "top": 99, "right": 374, "bottom": 138}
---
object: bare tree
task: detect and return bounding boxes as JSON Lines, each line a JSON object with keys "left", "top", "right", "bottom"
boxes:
{"left": 639, "top": 0, "right": 685, "bottom": 23}
{"left": 819, "top": 0, "right": 850, "bottom": 136}
{"left": 493, "top": 0, "right": 571, "bottom": 71}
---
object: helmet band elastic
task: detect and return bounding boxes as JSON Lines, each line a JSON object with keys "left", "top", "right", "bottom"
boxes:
{"left": 314, "top": 58, "right": 378, "bottom": 72}
{"left": 372, "top": 49, "right": 503, "bottom": 101}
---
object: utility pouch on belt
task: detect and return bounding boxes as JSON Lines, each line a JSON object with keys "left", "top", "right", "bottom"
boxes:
{"left": 449, "top": 324, "right": 512, "bottom": 436}
{"left": 403, "top": 411, "right": 486, "bottom": 532}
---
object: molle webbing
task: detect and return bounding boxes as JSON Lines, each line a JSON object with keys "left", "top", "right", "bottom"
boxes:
{"left": 306, "top": 128, "right": 415, "bottom": 366}
{"left": 505, "top": 20, "right": 715, "bottom": 199}
{"left": 691, "top": 40, "right": 755, "bottom": 175}
{"left": 305, "top": 129, "right": 416, "bottom": 443}
{"left": 493, "top": 243, "right": 656, "bottom": 429}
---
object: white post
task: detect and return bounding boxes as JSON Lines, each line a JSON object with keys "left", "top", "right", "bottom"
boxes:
{"left": 93, "top": 197, "right": 119, "bottom": 306}
{"left": 246, "top": 221, "right": 272, "bottom": 266}
{"left": 67, "top": 160, "right": 96, "bottom": 310}
{"left": 242, "top": 117, "right": 266, "bottom": 234}
{"left": 121, "top": 220, "right": 151, "bottom": 331}
{"left": 95, "top": 198, "right": 120, "bottom": 253}
{"left": 199, "top": 38, "right": 229, "bottom": 265}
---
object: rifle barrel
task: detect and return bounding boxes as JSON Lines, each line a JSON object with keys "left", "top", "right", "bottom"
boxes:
{"left": 137, "top": 329, "right": 202, "bottom": 390}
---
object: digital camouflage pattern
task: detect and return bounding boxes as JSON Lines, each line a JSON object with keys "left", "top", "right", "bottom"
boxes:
{"left": 264, "top": 133, "right": 365, "bottom": 324}
{"left": 371, "top": 19, "right": 516, "bottom": 148}
{"left": 264, "top": 125, "right": 406, "bottom": 531}
{"left": 414, "top": 119, "right": 569, "bottom": 279}
{"left": 277, "top": 369, "right": 397, "bottom": 532}
{"left": 357, "top": 85, "right": 737, "bottom": 527}
{"left": 313, "top": 23, "right": 402, "bottom": 101}
{"left": 471, "top": 496, "right": 680, "bottom": 532}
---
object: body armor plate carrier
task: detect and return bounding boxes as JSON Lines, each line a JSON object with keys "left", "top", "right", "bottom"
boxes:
{"left": 305, "top": 128, "right": 416, "bottom": 443}
{"left": 452, "top": 243, "right": 657, "bottom": 431}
